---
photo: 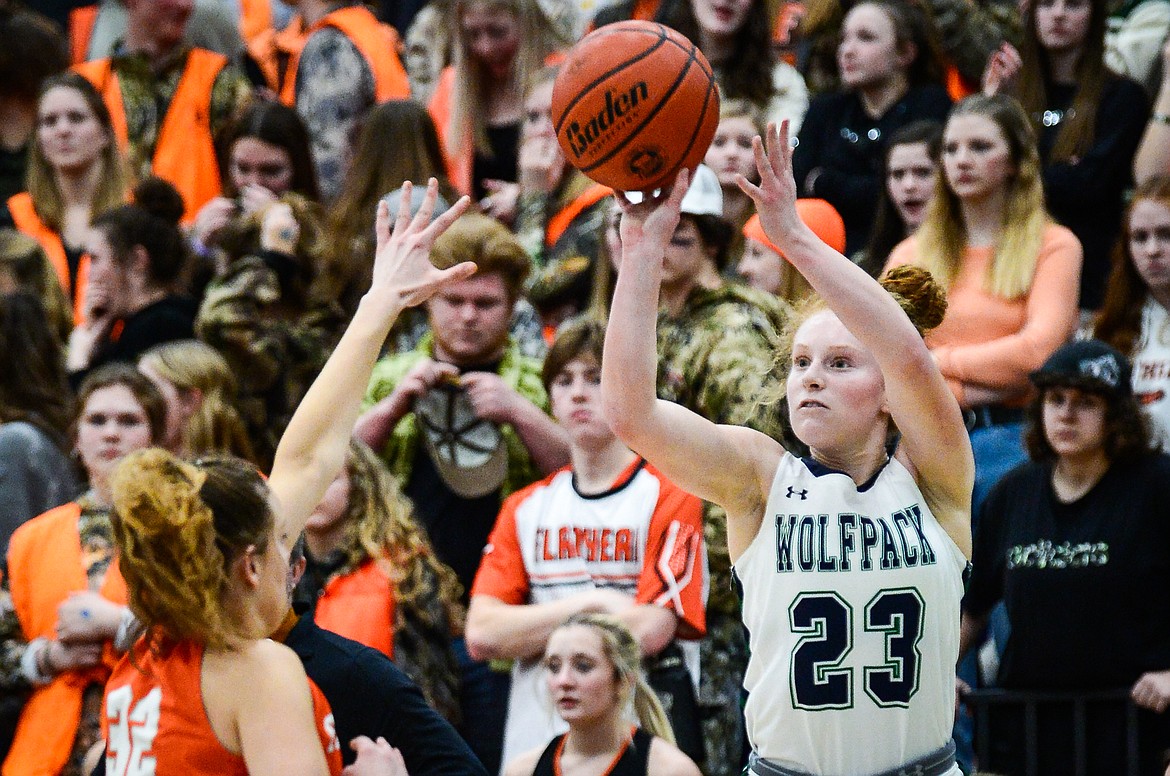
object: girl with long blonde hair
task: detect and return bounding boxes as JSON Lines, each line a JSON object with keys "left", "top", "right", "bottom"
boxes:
{"left": 428, "top": 0, "right": 570, "bottom": 213}
{"left": 885, "top": 94, "right": 1081, "bottom": 509}
{"left": 8, "top": 72, "right": 127, "bottom": 318}
{"left": 504, "top": 614, "right": 701, "bottom": 776}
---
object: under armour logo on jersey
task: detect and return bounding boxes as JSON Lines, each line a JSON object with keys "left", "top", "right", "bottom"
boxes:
{"left": 786, "top": 486, "right": 808, "bottom": 500}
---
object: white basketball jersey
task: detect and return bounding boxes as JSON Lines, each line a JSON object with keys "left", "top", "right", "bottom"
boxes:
{"left": 476, "top": 463, "right": 706, "bottom": 772}
{"left": 736, "top": 453, "right": 966, "bottom": 775}
{"left": 1133, "top": 298, "right": 1170, "bottom": 450}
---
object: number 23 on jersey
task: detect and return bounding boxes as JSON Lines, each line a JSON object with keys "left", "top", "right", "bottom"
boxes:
{"left": 790, "top": 587, "right": 925, "bottom": 710}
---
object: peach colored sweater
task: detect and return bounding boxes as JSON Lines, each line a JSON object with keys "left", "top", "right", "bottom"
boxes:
{"left": 886, "top": 223, "right": 1082, "bottom": 407}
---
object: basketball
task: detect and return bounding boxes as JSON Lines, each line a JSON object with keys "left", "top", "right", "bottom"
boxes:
{"left": 551, "top": 21, "right": 720, "bottom": 193}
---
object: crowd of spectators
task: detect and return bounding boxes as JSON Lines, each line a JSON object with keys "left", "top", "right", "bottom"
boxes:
{"left": 1, "top": 0, "right": 1170, "bottom": 773}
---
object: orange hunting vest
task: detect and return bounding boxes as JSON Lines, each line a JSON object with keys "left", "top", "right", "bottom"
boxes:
{"left": 249, "top": 14, "right": 309, "bottom": 93}
{"left": 546, "top": 182, "right": 613, "bottom": 248}
{"left": 75, "top": 49, "right": 227, "bottom": 223}
{"left": 312, "top": 558, "right": 396, "bottom": 658}
{"left": 7, "top": 193, "right": 90, "bottom": 324}
{"left": 3, "top": 503, "right": 129, "bottom": 776}
{"left": 279, "top": 6, "right": 410, "bottom": 106}
{"left": 68, "top": 5, "right": 99, "bottom": 64}
{"left": 239, "top": 0, "right": 274, "bottom": 49}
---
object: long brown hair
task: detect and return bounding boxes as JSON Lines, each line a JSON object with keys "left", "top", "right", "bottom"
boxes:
{"left": 217, "top": 100, "right": 319, "bottom": 200}
{"left": 326, "top": 441, "right": 464, "bottom": 719}
{"left": 321, "top": 101, "right": 455, "bottom": 307}
{"left": 1016, "top": 0, "right": 1111, "bottom": 164}
{"left": 0, "top": 231, "right": 72, "bottom": 342}
{"left": 665, "top": 0, "right": 777, "bottom": 106}
{"left": 1094, "top": 177, "right": 1170, "bottom": 354}
{"left": 0, "top": 292, "right": 71, "bottom": 444}
{"left": 26, "top": 72, "right": 128, "bottom": 233}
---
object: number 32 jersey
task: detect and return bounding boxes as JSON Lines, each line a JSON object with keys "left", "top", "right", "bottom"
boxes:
{"left": 103, "top": 639, "right": 343, "bottom": 776}
{"left": 736, "top": 453, "right": 966, "bottom": 774}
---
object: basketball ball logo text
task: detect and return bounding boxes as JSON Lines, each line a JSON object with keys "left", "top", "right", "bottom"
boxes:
{"left": 564, "top": 81, "right": 649, "bottom": 159}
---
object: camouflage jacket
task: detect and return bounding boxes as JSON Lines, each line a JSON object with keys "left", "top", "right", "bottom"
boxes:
{"left": 927, "top": 0, "right": 1022, "bottom": 84}
{"left": 656, "top": 282, "right": 790, "bottom": 615}
{"left": 516, "top": 171, "right": 610, "bottom": 314}
{"left": 361, "top": 332, "right": 549, "bottom": 497}
{"left": 656, "top": 282, "right": 789, "bottom": 433}
{"left": 195, "top": 255, "right": 347, "bottom": 470}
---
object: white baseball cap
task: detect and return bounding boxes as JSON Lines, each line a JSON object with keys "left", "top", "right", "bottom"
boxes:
{"left": 622, "top": 164, "right": 723, "bottom": 217}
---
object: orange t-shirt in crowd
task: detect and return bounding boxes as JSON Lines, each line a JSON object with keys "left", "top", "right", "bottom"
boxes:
{"left": 103, "top": 640, "right": 343, "bottom": 776}
{"left": 884, "top": 223, "right": 1082, "bottom": 407}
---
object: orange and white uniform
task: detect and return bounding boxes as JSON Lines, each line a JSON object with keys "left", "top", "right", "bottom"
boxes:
{"left": 472, "top": 458, "right": 707, "bottom": 769}
{"left": 103, "top": 640, "right": 343, "bottom": 775}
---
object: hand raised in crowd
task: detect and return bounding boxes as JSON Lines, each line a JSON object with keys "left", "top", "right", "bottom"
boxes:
{"left": 260, "top": 202, "right": 301, "bottom": 255}
{"left": 461, "top": 371, "right": 524, "bottom": 424}
{"left": 369, "top": 178, "right": 473, "bottom": 309}
{"left": 191, "top": 196, "right": 238, "bottom": 248}
{"left": 343, "top": 736, "right": 408, "bottom": 776}
{"left": 982, "top": 42, "right": 1023, "bottom": 97}
{"left": 1131, "top": 669, "right": 1170, "bottom": 713}
{"left": 55, "top": 591, "right": 123, "bottom": 644}
{"left": 480, "top": 179, "right": 520, "bottom": 225}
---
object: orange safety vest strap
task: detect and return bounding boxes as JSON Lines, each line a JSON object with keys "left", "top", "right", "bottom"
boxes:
{"left": 946, "top": 62, "right": 977, "bottom": 102}
{"left": 312, "top": 559, "right": 396, "bottom": 658}
{"left": 69, "top": 5, "right": 99, "bottom": 65}
{"left": 7, "top": 194, "right": 69, "bottom": 294}
{"left": 3, "top": 504, "right": 128, "bottom": 776}
{"left": 280, "top": 7, "right": 410, "bottom": 105}
{"left": 153, "top": 49, "right": 228, "bottom": 222}
{"left": 74, "top": 59, "right": 129, "bottom": 151}
{"left": 239, "top": 0, "right": 274, "bottom": 47}
{"left": 545, "top": 183, "right": 613, "bottom": 248}
{"left": 6, "top": 193, "right": 89, "bottom": 325}
{"left": 247, "top": 15, "right": 308, "bottom": 93}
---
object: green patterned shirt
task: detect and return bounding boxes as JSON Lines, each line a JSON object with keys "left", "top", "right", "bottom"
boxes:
{"left": 362, "top": 332, "right": 549, "bottom": 498}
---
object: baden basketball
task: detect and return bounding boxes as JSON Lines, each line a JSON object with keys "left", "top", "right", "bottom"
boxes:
{"left": 551, "top": 21, "right": 720, "bottom": 193}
